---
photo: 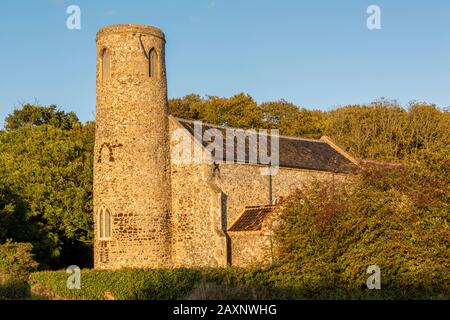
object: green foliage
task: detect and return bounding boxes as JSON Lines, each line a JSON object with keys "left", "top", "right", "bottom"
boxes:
{"left": 0, "top": 241, "right": 39, "bottom": 280}
{"left": 5, "top": 104, "right": 79, "bottom": 131}
{"left": 169, "top": 94, "right": 205, "bottom": 120}
{"left": 0, "top": 278, "right": 31, "bottom": 300}
{"left": 29, "top": 267, "right": 289, "bottom": 300}
{"left": 324, "top": 100, "right": 450, "bottom": 160}
{"left": 0, "top": 242, "right": 37, "bottom": 300}
{"left": 29, "top": 268, "right": 201, "bottom": 300}
{"left": 32, "top": 262, "right": 449, "bottom": 300}
{"left": 271, "top": 156, "right": 450, "bottom": 299}
{"left": 260, "top": 100, "right": 325, "bottom": 138}
{"left": 0, "top": 184, "right": 31, "bottom": 241}
{"left": 171, "top": 93, "right": 262, "bottom": 129}
{"left": 0, "top": 104, "right": 94, "bottom": 268}
{"left": 197, "top": 268, "right": 281, "bottom": 299}
{"left": 170, "top": 95, "right": 449, "bottom": 161}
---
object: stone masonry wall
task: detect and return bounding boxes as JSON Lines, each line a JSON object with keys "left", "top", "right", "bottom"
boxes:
{"left": 212, "top": 163, "right": 346, "bottom": 229}
{"left": 94, "top": 25, "right": 172, "bottom": 269}
{"left": 212, "top": 164, "right": 350, "bottom": 266}
{"left": 228, "top": 231, "right": 272, "bottom": 267}
{"left": 168, "top": 116, "right": 351, "bottom": 267}
{"left": 169, "top": 117, "right": 228, "bottom": 267}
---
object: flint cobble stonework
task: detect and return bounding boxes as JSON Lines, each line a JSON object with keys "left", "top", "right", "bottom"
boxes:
{"left": 94, "top": 25, "right": 172, "bottom": 269}
{"left": 94, "top": 24, "right": 358, "bottom": 269}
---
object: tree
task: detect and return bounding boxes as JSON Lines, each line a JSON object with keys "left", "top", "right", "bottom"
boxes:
{"left": 170, "top": 93, "right": 262, "bottom": 129}
{"left": 5, "top": 104, "right": 80, "bottom": 131}
{"left": 260, "top": 100, "right": 298, "bottom": 130}
{"left": 0, "top": 105, "right": 94, "bottom": 268}
{"left": 169, "top": 94, "right": 204, "bottom": 120}
{"left": 272, "top": 157, "right": 450, "bottom": 298}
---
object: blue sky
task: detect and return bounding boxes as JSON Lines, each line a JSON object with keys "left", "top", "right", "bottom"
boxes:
{"left": 1, "top": 0, "right": 449, "bottom": 126}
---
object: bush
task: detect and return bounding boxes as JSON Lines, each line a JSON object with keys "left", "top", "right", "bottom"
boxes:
{"left": 28, "top": 267, "right": 292, "bottom": 300}
{"left": 0, "top": 241, "right": 39, "bottom": 281}
{"left": 29, "top": 268, "right": 201, "bottom": 300}
{"left": 271, "top": 157, "right": 450, "bottom": 299}
{"left": 195, "top": 268, "right": 286, "bottom": 300}
{"left": 0, "top": 278, "right": 31, "bottom": 300}
{"left": 0, "top": 241, "right": 37, "bottom": 300}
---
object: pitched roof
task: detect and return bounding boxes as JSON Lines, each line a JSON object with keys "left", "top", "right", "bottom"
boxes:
{"left": 175, "top": 118, "right": 359, "bottom": 173}
{"left": 228, "top": 205, "right": 275, "bottom": 232}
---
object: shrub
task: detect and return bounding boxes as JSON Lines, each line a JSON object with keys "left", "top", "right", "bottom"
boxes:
{"left": 0, "top": 241, "right": 37, "bottom": 300}
{"left": 0, "top": 241, "right": 39, "bottom": 281}
{"left": 271, "top": 158, "right": 450, "bottom": 299}
{"left": 29, "top": 268, "right": 201, "bottom": 300}
{"left": 29, "top": 267, "right": 291, "bottom": 300}
{"left": 0, "top": 278, "right": 31, "bottom": 300}
{"left": 196, "top": 268, "right": 286, "bottom": 300}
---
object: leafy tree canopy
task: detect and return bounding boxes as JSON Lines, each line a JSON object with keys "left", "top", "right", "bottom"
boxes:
{"left": 0, "top": 104, "right": 94, "bottom": 268}
{"left": 5, "top": 104, "right": 80, "bottom": 131}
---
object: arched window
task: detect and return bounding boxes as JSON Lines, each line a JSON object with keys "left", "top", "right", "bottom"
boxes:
{"left": 104, "top": 208, "right": 111, "bottom": 238}
{"left": 98, "top": 206, "right": 112, "bottom": 240}
{"left": 149, "top": 48, "right": 158, "bottom": 78}
{"left": 99, "top": 209, "right": 104, "bottom": 238}
{"left": 102, "top": 49, "right": 110, "bottom": 81}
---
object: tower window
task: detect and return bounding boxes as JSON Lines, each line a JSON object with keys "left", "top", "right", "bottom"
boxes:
{"left": 99, "top": 209, "right": 104, "bottom": 238}
{"left": 98, "top": 206, "right": 112, "bottom": 240}
{"left": 102, "top": 49, "right": 110, "bottom": 81}
{"left": 149, "top": 48, "right": 158, "bottom": 78}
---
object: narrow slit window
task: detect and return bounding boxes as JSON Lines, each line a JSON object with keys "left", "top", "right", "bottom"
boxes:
{"left": 99, "top": 208, "right": 104, "bottom": 238}
{"left": 149, "top": 48, "right": 158, "bottom": 78}
{"left": 102, "top": 49, "right": 110, "bottom": 81}
{"left": 104, "top": 209, "right": 111, "bottom": 238}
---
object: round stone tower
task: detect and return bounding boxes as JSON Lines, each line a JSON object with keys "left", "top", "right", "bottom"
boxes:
{"left": 94, "top": 24, "right": 172, "bottom": 269}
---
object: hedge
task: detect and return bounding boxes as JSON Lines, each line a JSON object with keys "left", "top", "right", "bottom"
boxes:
{"left": 0, "top": 278, "right": 31, "bottom": 300}
{"left": 28, "top": 267, "right": 290, "bottom": 300}
{"left": 29, "top": 268, "right": 201, "bottom": 300}
{"left": 28, "top": 265, "right": 449, "bottom": 300}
